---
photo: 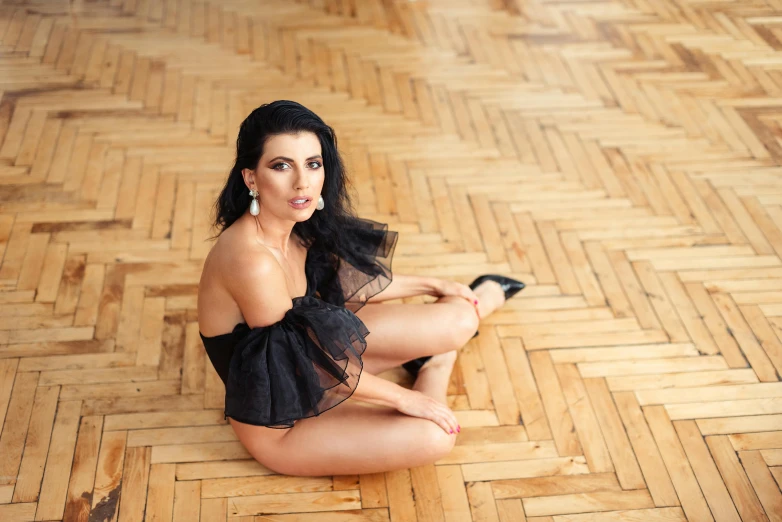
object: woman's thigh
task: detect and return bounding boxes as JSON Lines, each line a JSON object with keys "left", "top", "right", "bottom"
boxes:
{"left": 264, "top": 401, "right": 456, "bottom": 476}
{"left": 354, "top": 296, "right": 479, "bottom": 374}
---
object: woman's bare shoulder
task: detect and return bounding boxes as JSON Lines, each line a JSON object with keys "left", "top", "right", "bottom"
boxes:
{"left": 206, "top": 224, "right": 270, "bottom": 265}
{"left": 198, "top": 226, "right": 283, "bottom": 334}
{"left": 198, "top": 227, "right": 274, "bottom": 322}
{"left": 201, "top": 224, "right": 283, "bottom": 291}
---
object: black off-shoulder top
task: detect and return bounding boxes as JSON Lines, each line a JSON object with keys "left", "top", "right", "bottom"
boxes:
{"left": 199, "top": 217, "right": 398, "bottom": 429}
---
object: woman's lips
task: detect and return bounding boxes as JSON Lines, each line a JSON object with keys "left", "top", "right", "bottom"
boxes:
{"left": 289, "top": 197, "right": 311, "bottom": 209}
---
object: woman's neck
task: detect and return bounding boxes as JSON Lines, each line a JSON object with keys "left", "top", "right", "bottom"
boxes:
{"left": 243, "top": 212, "right": 297, "bottom": 257}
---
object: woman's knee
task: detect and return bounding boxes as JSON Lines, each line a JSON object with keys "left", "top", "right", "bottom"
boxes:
{"left": 444, "top": 301, "right": 480, "bottom": 349}
{"left": 418, "top": 419, "right": 457, "bottom": 461}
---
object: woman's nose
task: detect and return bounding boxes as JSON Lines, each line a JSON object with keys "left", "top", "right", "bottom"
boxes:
{"left": 294, "top": 172, "right": 309, "bottom": 190}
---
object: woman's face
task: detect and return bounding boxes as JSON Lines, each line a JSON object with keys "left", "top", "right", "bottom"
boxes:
{"left": 243, "top": 132, "right": 326, "bottom": 222}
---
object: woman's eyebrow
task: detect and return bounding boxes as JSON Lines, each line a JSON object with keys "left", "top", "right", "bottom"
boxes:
{"left": 268, "top": 155, "right": 322, "bottom": 162}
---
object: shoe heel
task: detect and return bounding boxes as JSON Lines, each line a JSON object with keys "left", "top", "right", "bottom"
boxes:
{"left": 402, "top": 356, "right": 432, "bottom": 378}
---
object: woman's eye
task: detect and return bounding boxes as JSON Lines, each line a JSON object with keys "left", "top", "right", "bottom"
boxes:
{"left": 272, "top": 162, "right": 320, "bottom": 170}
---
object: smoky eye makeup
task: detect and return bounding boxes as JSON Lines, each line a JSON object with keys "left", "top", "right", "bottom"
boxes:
{"left": 271, "top": 161, "right": 322, "bottom": 170}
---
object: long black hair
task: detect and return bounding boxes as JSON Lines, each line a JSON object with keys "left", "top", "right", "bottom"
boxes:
{"left": 210, "top": 100, "right": 357, "bottom": 255}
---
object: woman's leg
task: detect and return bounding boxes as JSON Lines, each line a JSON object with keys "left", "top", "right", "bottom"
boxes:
{"left": 238, "top": 281, "right": 504, "bottom": 477}
{"left": 264, "top": 350, "right": 459, "bottom": 477}
{"left": 355, "top": 279, "right": 506, "bottom": 375}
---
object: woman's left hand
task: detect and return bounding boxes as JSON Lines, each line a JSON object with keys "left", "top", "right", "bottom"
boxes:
{"left": 428, "top": 279, "right": 481, "bottom": 318}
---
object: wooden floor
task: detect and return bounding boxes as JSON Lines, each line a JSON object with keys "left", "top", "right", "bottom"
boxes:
{"left": 1, "top": 0, "right": 782, "bottom": 520}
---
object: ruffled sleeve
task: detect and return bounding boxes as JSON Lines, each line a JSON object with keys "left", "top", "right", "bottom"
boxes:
{"left": 306, "top": 217, "right": 399, "bottom": 314}
{"left": 225, "top": 296, "right": 368, "bottom": 428}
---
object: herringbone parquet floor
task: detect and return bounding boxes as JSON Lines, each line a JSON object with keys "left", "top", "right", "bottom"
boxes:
{"left": 2, "top": 0, "right": 782, "bottom": 520}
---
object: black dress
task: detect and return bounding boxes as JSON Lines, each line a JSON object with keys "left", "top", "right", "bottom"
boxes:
{"left": 199, "top": 217, "right": 398, "bottom": 429}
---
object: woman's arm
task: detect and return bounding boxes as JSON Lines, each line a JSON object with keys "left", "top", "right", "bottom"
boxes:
{"left": 365, "top": 274, "right": 436, "bottom": 303}
{"left": 363, "top": 274, "right": 481, "bottom": 321}
{"left": 347, "top": 363, "right": 461, "bottom": 434}
{"left": 349, "top": 369, "right": 406, "bottom": 408}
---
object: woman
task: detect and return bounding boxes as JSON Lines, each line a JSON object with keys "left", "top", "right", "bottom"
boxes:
{"left": 197, "top": 101, "right": 525, "bottom": 477}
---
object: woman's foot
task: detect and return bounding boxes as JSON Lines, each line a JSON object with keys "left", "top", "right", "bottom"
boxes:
{"left": 469, "top": 274, "right": 526, "bottom": 319}
{"left": 413, "top": 350, "right": 457, "bottom": 405}
{"left": 472, "top": 279, "right": 506, "bottom": 318}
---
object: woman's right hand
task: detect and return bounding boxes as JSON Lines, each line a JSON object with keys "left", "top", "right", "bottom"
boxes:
{"left": 395, "top": 389, "right": 460, "bottom": 435}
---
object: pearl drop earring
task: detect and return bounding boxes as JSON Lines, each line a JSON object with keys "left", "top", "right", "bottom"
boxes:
{"left": 316, "top": 195, "right": 324, "bottom": 210}
{"left": 249, "top": 188, "right": 260, "bottom": 216}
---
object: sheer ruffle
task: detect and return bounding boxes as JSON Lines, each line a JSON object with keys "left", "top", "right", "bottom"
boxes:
{"left": 201, "top": 217, "right": 398, "bottom": 427}
{"left": 224, "top": 296, "right": 367, "bottom": 428}
{"left": 306, "top": 217, "right": 398, "bottom": 314}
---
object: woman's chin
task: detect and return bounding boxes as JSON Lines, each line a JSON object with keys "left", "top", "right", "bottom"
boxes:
{"left": 291, "top": 210, "right": 315, "bottom": 221}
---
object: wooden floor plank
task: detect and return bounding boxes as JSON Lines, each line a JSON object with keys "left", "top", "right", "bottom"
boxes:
{"left": 644, "top": 406, "right": 713, "bottom": 521}
{"left": 583, "top": 378, "right": 646, "bottom": 490}
{"left": 674, "top": 420, "right": 741, "bottom": 522}
{"left": 36, "top": 400, "right": 83, "bottom": 521}
{"left": 491, "top": 473, "right": 621, "bottom": 500}
{"left": 555, "top": 363, "right": 613, "bottom": 473}
{"left": 62, "top": 416, "right": 103, "bottom": 522}
{"left": 522, "top": 490, "right": 654, "bottom": 518}
{"left": 12, "top": 385, "right": 58, "bottom": 503}
{"left": 739, "top": 450, "right": 782, "bottom": 522}
{"left": 707, "top": 435, "right": 768, "bottom": 522}
{"left": 529, "top": 352, "right": 582, "bottom": 457}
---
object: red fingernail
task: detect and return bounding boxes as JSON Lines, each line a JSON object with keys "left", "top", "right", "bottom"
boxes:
{"left": 450, "top": 429, "right": 454, "bottom": 434}
{"left": 457, "top": 426, "right": 461, "bottom": 433}
{"left": 474, "top": 299, "right": 478, "bottom": 305}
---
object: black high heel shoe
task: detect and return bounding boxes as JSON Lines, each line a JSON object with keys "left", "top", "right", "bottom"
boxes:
{"left": 402, "top": 274, "right": 526, "bottom": 378}
{"left": 402, "top": 357, "right": 432, "bottom": 378}
{"left": 469, "top": 274, "right": 526, "bottom": 301}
